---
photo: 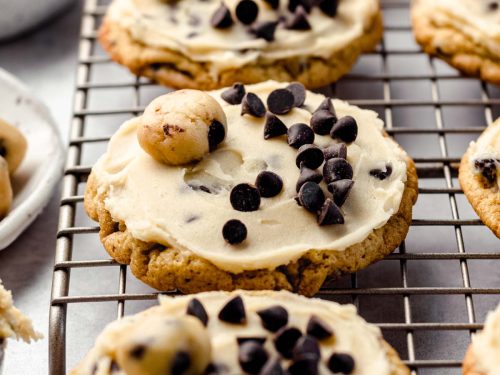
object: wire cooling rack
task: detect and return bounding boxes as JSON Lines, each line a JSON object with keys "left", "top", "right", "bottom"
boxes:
{"left": 49, "top": 0, "right": 500, "bottom": 373}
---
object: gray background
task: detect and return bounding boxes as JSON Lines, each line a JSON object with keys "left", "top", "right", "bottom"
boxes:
{"left": 0, "top": 1, "right": 499, "bottom": 374}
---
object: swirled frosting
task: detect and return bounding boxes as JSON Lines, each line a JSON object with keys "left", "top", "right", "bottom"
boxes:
{"left": 472, "top": 304, "right": 500, "bottom": 375}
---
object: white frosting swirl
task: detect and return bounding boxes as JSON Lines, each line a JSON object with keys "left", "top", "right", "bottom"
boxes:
{"left": 107, "top": 0, "right": 379, "bottom": 74}
{"left": 91, "top": 81, "right": 408, "bottom": 273}
{"left": 472, "top": 304, "right": 500, "bottom": 375}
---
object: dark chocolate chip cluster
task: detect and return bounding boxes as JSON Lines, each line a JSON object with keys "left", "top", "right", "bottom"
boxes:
{"left": 184, "top": 295, "right": 357, "bottom": 374}
{"left": 474, "top": 158, "right": 499, "bottom": 186}
{"left": 210, "top": 0, "right": 339, "bottom": 42}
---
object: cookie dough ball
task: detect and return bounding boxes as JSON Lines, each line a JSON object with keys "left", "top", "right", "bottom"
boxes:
{"left": 138, "top": 90, "right": 227, "bottom": 165}
{"left": 115, "top": 315, "right": 211, "bottom": 375}
{"left": 0, "top": 118, "right": 27, "bottom": 174}
{"left": 0, "top": 157, "right": 13, "bottom": 219}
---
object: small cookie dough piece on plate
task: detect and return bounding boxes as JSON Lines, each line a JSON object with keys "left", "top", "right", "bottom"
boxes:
{"left": 0, "top": 118, "right": 27, "bottom": 175}
{"left": 98, "top": 0, "right": 383, "bottom": 89}
{"left": 71, "top": 290, "right": 410, "bottom": 375}
{"left": 463, "top": 304, "right": 500, "bottom": 375}
{"left": 412, "top": 0, "right": 500, "bottom": 84}
{"left": 0, "top": 158, "right": 12, "bottom": 219}
{"left": 84, "top": 81, "right": 418, "bottom": 296}
{"left": 459, "top": 119, "right": 499, "bottom": 238}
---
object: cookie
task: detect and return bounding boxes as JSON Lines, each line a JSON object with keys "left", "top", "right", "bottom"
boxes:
{"left": 459, "top": 119, "right": 499, "bottom": 238}
{"left": 98, "top": 0, "right": 383, "bottom": 89}
{"left": 138, "top": 89, "right": 227, "bottom": 165}
{"left": 462, "top": 304, "right": 500, "bottom": 375}
{"left": 0, "top": 157, "right": 12, "bottom": 219}
{"left": 0, "top": 117, "right": 27, "bottom": 175}
{"left": 71, "top": 290, "right": 410, "bottom": 375}
{"left": 412, "top": 0, "right": 500, "bottom": 84}
{"left": 85, "top": 81, "right": 418, "bottom": 296}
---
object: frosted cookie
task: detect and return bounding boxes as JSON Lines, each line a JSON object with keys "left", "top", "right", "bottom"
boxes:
{"left": 0, "top": 118, "right": 27, "bottom": 175}
{"left": 0, "top": 279, "right": 42, "bottom": 370}
{"left": 459, "top": 119, "right": 499, "bottom": 238}
{"left": 0, "top": 157, "right": 12, "bottom": 219}
{"left": 84, "top": 81, "right": 418, "bottom": 296}
{"left": 72, "top": 290, "right": 410, "bottom": 375}
{"left": 412, "top": 0, "right": 500, "bottom": 84}
{"left": 463, "top": 304, "right": 500, "bottom": 375}
{"left": 98, "top": 0, "right": 382, "bottom": 89}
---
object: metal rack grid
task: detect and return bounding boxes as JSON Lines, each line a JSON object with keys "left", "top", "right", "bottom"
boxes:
{"left": 49, "top": 0, "right": 500, "bottom": 374}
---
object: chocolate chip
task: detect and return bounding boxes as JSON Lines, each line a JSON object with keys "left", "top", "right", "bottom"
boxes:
{"left": 236, "top": 0, "right": 259, "bottom": 24}
{"left": 292, "top": 336, "right": 321, "bottom": 361}
{"left": 264, "top": 112, "right": 288, "bottom": 139}
{"left": 330, "top": 116, "right": 358, "bottom": 143}
{"left": 317, "top": 199, "right": 344, "bottom": 226}
{"left": 327, "top": 353, "right": 355, "bottom": 374}
{"left": 186, "top": 298, "right": 209, "bottom": 326}
{"left": 218, "top": 295, "right": 247, "bottom": 324}
{"left": 260, "top": 359, "right": 286, "bottom": 375}
{"left": 314, "top": 97, "right": 335, "bottom": 115}
{"left": 267, "top": 89, "right": 295, "bottom": 115}
{"left": 129, "top": 344, "right": 146, "bottom": 359}
{"left": 250, "top": 21, "right": 279, "bottom": 42}
{"left": 298, "top": 182, "right": 325, "bottom": 212}
{"left": 286, "top": 82, "right": 306, "bottom": 107}
{"left": 172, "top": 351, "right": 191, "bottom": 375}
{"left": 208, "top": 120, "right": 226, "bottom": 151}
{"left": 286, "top": 5, "right": 311, "bottom": 30}
{"left": 204, "top": 363, "right": 222, "bottom": 375}
{"left": 255, "top": 171, "right": 283, "bottom": 198}
{"left": 263, "top": 0, "right": 279, "bottom": 9}
{"left": 323, "top": 143, "right": 347, "bottom": 160}
{"left": 230, "top": 183, "right": 261, "bottom": 211}
{"left": 242, "top": 93, "right": 266, "bottom": 118}
{"left": 211, "top": 3, "right": 233, "bottom": 29}
{"left": 274, "top": 327, "right": 302, "bottom": 359}
{"left": 237, "top": 337, "right": 267, "bottom": 346}
{"left": 327, "top": 179, "right": 353, "bottom": 207}
{"left": 489, "top": 2, "right": 499, "bottom": 11}
{"left": 256, "top": 305, "right": 289, "bottom": 332}
{"left": 288, "top": 357, "right": 318, "bottom": 375}
{"left": 222, "top": 219, "right": 248, "bottom": 244}
{"left": 474, "top": 158, "right": 498, "bottom": 184}
{"left": 296, "top": 144, "right": 324, "bottom": 169}
{"left": 110, "top": 361, "right": 120, "bottom": 373}
{"left": 323, "top": 158, "right": 353, "bottom": 184}
{"left": 221, "top": 83, "right": 246, "bottom": 104}
{"left": 296, "top": 164, "right": 322, "bottom": 192}
{"left": 0, "top": 142, "right": 5, "bottom": 157}
{"left": 306, "top": 315, "right": 333, "bottom": 340}
{"left": 369, "top": 164, "right": 392, "bottom": 180}
{"left": 288, "top": 123, "right": 315, "bottom": 148}
{"left": 288, "top": 0, "right": 312, "bottom": 13}
{"left": 239, "top": 341, "right": 269, "bottom": 374}
{"left": 318, "top": 0, "right": 339, "bottom": 17}
{"left": 310, "top": 110, "right": 336, "bottom": 136}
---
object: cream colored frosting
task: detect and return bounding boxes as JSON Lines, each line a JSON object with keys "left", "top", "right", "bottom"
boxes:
{"left": 73, "top": 290, "right": 397, "bottom": 374}
{"left": 107, "top": 0, "right": 379, "bottom": 74}
{"left": 469, "top": 120, "right": 500, "bottom": 188}
{"left": 91, "top": 81, "right": 408, "bottom": 273}
{"left": 0, "top": 279, "right": 41, "bottom": 342}
{"left": 418, "top": 0, "right": 500, "bottom": 56}
{"left": 472, "top": 304, "right": 500, "bottom": 375}
{"left": 92, "top": 81, "right": 408, "bottom": 271}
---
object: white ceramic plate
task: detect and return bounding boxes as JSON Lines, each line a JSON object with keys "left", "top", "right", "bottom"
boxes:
{"left": 0, "top": 68, "right": 64, "bottom": 250}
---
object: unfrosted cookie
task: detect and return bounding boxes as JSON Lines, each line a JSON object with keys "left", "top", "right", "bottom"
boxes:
{"left": 72, "top": 290, "right": 410, "bottom": 375}
{"left": 138, "top": 89, "right": 227, "bottom": 165}
{"left": 84, "top": 81, "right": 418, "bottom": 296}
{"left": 0, "top": 157, "right": 12, "bottom": 219}
{"left": 412, "top": 0, "right": 500, "bottom": 84}
{"left": 459, "top": 119, "right": 499, "bottom": 238}
{"left": 0, "top": 118, "right": 27, "bottom": 174}
{"left": 462, "top": 304, "right": 500, "bottom": 375}
{"left": 98, "top": 0, "right": 382, "bottom": 89}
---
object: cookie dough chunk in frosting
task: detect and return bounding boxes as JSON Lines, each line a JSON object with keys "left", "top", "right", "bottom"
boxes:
{"left": 72, "top": 291, "right": 410, "bottom": 375}
{"left": 99, "top": 0, "right": 382, "bottom": 89}
{"left": 459, "top": 119, "right": 500, "bottom": 238}
{"left": 413, "top": 0, "right": 500, "bottom": 84}
{"left": 463, "top": 304, "right": 500, "bottom": 375}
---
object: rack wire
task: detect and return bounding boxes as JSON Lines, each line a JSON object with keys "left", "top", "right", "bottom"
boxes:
{"left": 49, "top": 0, "right": 500, "bottom": 373}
